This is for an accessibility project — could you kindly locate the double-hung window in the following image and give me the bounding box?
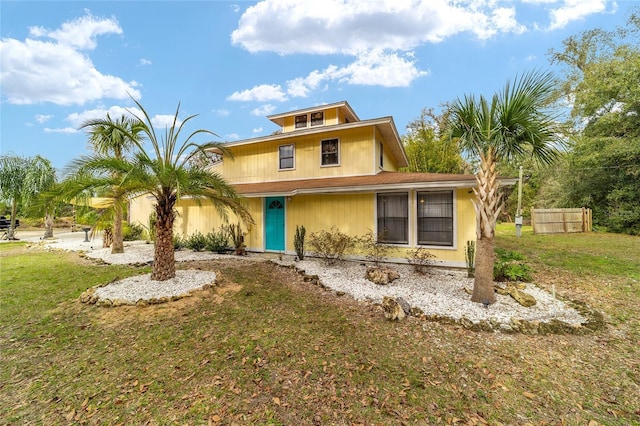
[377,193,408,244]
[417,191,454,246]
[279,144,294,170]
[321,138,339,166]
[311,112,324,126]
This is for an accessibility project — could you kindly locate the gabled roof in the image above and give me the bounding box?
[230,171,510,197]
[266,100,359,127]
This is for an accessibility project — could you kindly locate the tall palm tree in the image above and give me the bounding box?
[81,114,141,254]
[0,155,56,240]
[67,99,253,281]
[447,70,563,304]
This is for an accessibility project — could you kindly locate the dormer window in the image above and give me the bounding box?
[295,114,307,129]
[311,112,324,126]
[321,138,339,166]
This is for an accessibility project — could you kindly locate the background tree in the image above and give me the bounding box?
[548,12,640,234]
[67,99,253,281]
[401,108,468,174]
[0,155,56,239]
[79,114,142,253]
[446,70,563,304]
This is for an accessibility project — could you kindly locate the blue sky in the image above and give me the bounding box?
[0,0,631,171]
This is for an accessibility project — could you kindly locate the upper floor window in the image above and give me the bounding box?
[279,144,295,170]
[311,112,324,126]
[379,141,384,168]
[321,138,339,166]
[417,191,454,246]
[295,114,307,129]
[377,193,408,244]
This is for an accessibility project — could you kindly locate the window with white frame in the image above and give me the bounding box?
[377,193,408,244]
[417,191,454,246]
[279,144,294,170]
[295,114,307,129]
[311,111,324,126]
[321,138,339,166]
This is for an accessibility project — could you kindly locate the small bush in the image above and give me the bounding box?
[405,247,435,274]
[205,229,230,253]
[356,230,391,266]
[222,223,246,252]
[173,234,186,250]
[294,225,306,260]
[147,212,157,242]
[122,222,145,241]
[308,226,355,265]
[186,231,208,252]
[493,248,533,282]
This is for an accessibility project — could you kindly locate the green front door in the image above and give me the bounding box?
[265,197,285,251]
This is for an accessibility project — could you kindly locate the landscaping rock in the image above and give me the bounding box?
[366,267,400,285]
[496,283,537,307]
[382,296,406,320]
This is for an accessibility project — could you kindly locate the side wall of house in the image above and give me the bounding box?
[217,126,379,183]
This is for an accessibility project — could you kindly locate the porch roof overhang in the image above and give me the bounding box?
[232,171,518,198]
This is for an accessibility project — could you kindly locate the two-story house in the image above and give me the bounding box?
[130,101,513,267]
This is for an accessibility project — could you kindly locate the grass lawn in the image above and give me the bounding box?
[1,231,639,425]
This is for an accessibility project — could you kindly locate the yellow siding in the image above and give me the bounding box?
[129,195,155,228]
[219,127,377,183]
[286,193,375,253]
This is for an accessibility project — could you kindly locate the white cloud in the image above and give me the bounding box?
[151,114,181,129]
[323,50,428,88]
[0,12,140,106]
[66,106,143,128]
[227,84,287,102]
[139,58,152,66]
[252,127,263,133]
[251,104,277,116]
[29,11,122,50]
[547,0,610,30]
[232,0,532,55]
[44,127,78,134]
[35,114,53,123]
[226,133,240,140]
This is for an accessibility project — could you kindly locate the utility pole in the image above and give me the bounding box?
[515,165,523,238]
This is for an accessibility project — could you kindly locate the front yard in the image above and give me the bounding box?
[0,227,638,425]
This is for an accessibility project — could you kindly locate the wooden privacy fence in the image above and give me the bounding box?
[531,208,593,234]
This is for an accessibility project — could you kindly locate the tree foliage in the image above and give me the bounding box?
[65,99,253,280]
[0,155,56,239]
[401,108,468,174]
[548,11,640,234]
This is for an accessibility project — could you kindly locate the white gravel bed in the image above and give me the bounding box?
[40,238,586,328]
[93,270,217,304]
[276,259,586,327]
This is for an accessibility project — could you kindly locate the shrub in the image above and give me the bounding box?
[356,229,391,266]
[294,225,306,260]
[205,229,230,253]
[308,226,355,265]
[186,231,208,252]
[493,248,533,282]
[173,234,186,250]
[405,247,435,274]
[222,222,246,254]
[147,212,157,242]
[122,222,144,241]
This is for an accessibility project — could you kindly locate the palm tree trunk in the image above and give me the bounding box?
[7,201,18,240]
[151,202,175,281]
[111,202,124,254]
[470,149,501,304]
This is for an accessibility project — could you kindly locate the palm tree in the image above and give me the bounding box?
[67,99,253,281]
[81,114,141,254]
[447,70,563,304]
[0,155,57,240]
